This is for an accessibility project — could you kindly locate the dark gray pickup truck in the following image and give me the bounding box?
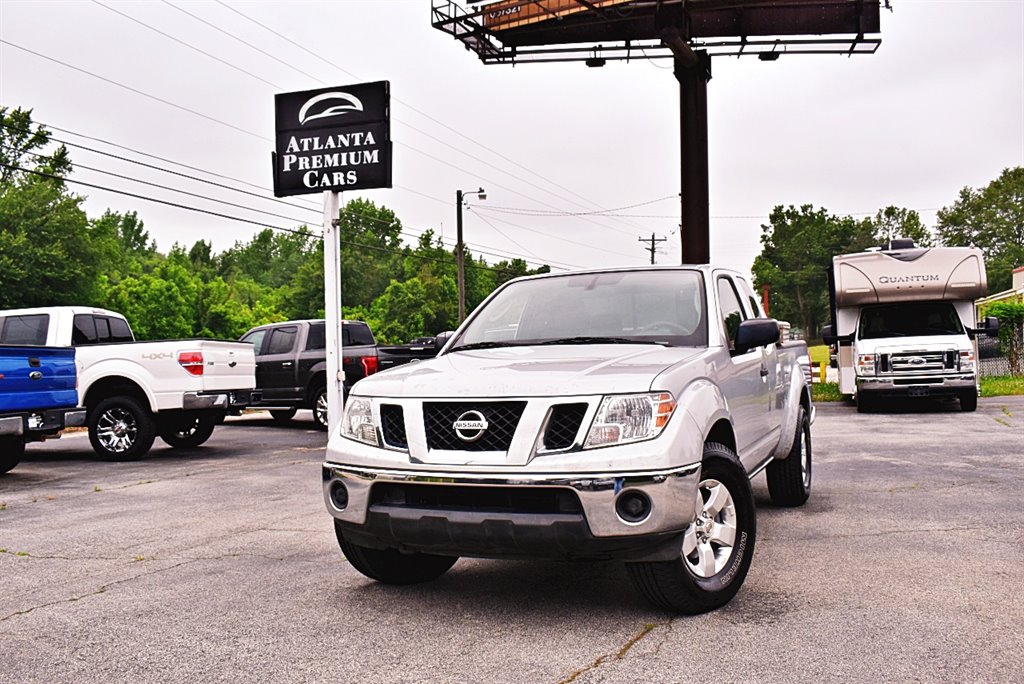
[241,320,443,430]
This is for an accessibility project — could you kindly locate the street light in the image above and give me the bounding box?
[456,187,486,323]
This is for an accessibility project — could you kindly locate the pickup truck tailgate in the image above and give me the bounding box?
[0,346,79,411]
[195,341,256,392]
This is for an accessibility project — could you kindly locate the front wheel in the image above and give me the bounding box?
[0,435,25,474]
[312,386,328,431]
[334,521,458,584]
[158,413,218,449]
[766,405,812,507]
[960,391,978,412]
[88,396,157,461]
[627,443,756,614]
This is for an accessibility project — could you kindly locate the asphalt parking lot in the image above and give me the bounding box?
[2,398,1022,683]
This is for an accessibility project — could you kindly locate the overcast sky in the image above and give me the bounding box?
[1,0,1022,277]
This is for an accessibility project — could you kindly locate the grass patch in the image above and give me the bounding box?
[812,382,844,402]
[980,376,1024,397]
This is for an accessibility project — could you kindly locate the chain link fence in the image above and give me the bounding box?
[978,324,1024,377]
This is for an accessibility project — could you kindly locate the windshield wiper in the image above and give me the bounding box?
[448,341,525,352]
[538,336,666,346]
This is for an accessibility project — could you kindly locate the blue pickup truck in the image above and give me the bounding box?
[0,345,86,474]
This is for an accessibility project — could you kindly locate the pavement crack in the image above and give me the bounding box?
[557,622,659,684]
[0,558,199,623]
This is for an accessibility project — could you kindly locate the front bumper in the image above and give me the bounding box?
[857,374,977,398]
[323,462,701,561]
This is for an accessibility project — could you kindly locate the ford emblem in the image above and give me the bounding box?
[909,357,926,365]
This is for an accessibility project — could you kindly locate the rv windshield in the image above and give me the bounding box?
[450,270,708,350]
[858,302,964,340]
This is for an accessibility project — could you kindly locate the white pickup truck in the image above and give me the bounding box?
[0,306,258,460]
[323,266,814,614]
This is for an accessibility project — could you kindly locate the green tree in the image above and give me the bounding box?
[337,198,404,309]
[936,167,1024,293]
[752,205,876,338]
[103,273,192,340]
[368,278,433,344]
[868,206,933,247]
[0,107,105,308]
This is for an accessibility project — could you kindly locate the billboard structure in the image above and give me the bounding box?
[432,1,884,264]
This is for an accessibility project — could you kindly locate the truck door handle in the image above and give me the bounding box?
[760,366,769,378]
[281,362,293,367]
[29,371,43,380]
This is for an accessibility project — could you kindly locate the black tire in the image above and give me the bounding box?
[960,391,978,412]
[312,385,328,431]
[0,435,25,475]
[856,393,873,413]
[88,395,157,461]
[334,521,458,584]
[766,405,812,507]
[158,413,218,449]
[270,409,297,424]
[627,443,756,614]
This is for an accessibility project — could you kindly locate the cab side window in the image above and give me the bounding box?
[265,327,298,355]
[72,315,99,345]
[717,277,748,354]
[241,329,267,355]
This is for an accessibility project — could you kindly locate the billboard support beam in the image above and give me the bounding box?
[675,50,711,265]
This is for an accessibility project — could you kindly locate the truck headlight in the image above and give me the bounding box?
[959,350,975,372]
[341,397,379,446]
[584,392,676,449]
[857,354,876,376]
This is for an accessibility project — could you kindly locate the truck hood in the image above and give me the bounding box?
[352,344,706,398]
[856,334,971,354]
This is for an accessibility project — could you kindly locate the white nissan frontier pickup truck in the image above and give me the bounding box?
[323,266,814,613]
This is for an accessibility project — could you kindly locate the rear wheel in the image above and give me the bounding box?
[312,386,328,431]
[270,409,297,424]
[158,413,218,449]
[88,396,156,461]
[0,435,25,474]
[334,521,458,584]
[767,405,812,507]
[960,391,978,412]
[627,443,756,614]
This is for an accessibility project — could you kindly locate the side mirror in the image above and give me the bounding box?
[434,330,455,351]
[983,316,1000,337]
[821,325,837,346]
[735,318,781,354]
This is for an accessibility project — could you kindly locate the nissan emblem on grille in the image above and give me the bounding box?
[453,410,488,442]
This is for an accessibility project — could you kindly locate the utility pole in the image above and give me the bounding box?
[638,233,667,265]
[455,187,486,323]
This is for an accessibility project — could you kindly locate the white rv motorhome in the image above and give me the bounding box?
[822,242,999,412]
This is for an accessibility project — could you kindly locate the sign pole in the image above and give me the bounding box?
[323,190,344,433]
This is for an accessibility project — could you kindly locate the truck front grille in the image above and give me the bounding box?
[542,403,588,451]
[881,350,956,374]
[423,401,526,452]
[379,404,407,449]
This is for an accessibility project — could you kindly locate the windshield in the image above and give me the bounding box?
[858,302,965,339]
[450,270,708,350]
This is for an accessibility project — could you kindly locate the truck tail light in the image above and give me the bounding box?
[361,356,379,376]
[178,351,204,376]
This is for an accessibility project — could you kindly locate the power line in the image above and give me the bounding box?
[212,0,651,235]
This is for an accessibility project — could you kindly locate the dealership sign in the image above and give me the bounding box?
[272,81,392,197]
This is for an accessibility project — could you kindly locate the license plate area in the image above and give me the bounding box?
[908,387,930,397]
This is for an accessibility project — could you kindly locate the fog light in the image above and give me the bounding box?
[615,490,652,523]
[329,481,349,510]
